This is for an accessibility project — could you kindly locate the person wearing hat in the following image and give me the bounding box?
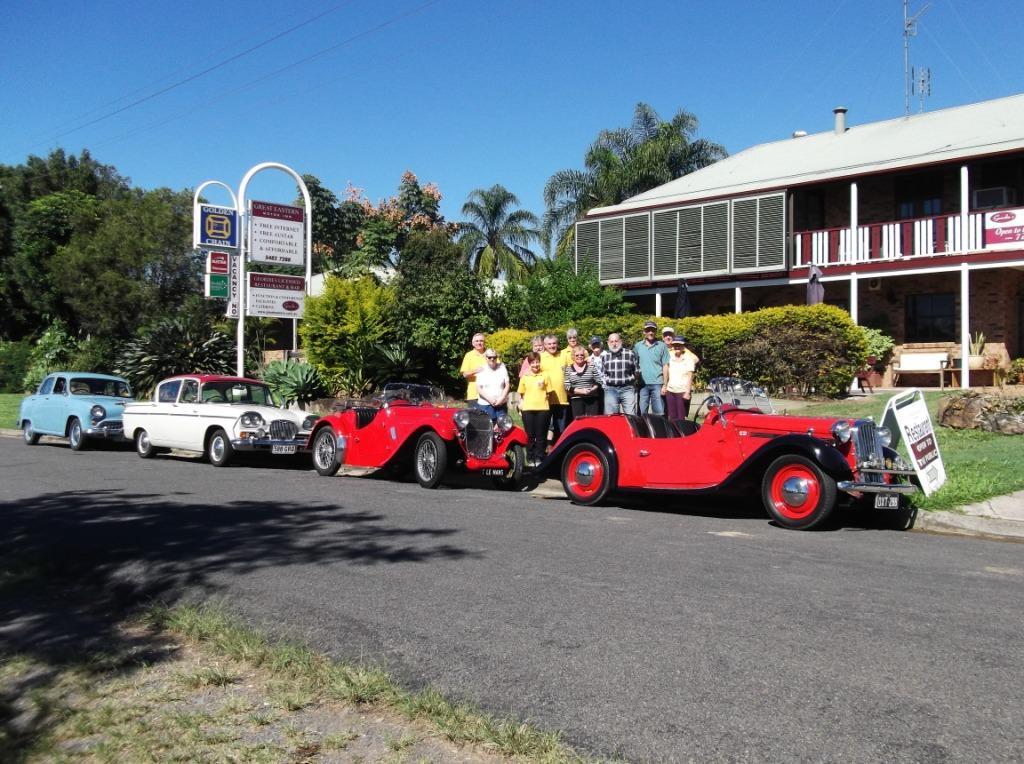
[662,336,700,419]
[661,326,675,343]
[634,320,669,415]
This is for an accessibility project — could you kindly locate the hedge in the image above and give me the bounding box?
[487,305,865,397]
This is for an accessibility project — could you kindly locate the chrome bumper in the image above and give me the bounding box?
[837,481,918,495]
[85,422,124,440]
[231,436,311,452]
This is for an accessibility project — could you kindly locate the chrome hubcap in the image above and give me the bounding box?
[315,433,335,469]
[139,432,149,452]
[418,442,437,477]
[70,424,80,445]
[781,476,809,506]
[212,437,225,461]
[574,461,595,487]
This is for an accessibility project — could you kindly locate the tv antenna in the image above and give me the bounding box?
[903,0,931,116]
[912,66,932,112]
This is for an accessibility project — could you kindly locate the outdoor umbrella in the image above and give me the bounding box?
[806,265,824,305]
[673,278,691,319]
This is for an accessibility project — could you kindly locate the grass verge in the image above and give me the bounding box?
[0,394,21,429]
[795,390,1024,512]
[1,599,585,763]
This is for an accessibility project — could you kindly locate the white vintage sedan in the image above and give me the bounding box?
[122,375,318,467]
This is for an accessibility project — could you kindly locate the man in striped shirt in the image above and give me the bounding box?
[600,332,638,415]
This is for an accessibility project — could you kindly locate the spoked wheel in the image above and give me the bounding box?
[68,417,87,451]
[135,429,156,459]
[413,431,447,489]
[492,443,526,490]
[23,422,39,446]
[561,443,613,506]
[207,428,234,468]
[761,454,838,530]
[312,427,342,477]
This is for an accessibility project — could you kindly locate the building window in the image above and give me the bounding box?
[906,293,955,342]
[895,172,943,220]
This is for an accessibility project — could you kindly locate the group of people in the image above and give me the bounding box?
[459,322,700,465]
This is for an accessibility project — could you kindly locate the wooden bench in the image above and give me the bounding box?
[892,350,951,388]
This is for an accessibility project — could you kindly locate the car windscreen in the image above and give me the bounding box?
[70,378,132,397]
[201,382,278,406]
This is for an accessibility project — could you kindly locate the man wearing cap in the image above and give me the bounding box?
[634,320,669,415]
[601,332,638,414]
[459,332,488,407]
[662,336,700,419]
[476,348,510,420]
[661,326,675,343]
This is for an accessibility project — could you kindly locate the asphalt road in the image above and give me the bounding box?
[2,436,1022,762]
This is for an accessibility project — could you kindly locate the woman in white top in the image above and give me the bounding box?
[661,336,700,419]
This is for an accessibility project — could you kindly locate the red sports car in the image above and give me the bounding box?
[308,383,528,489]
[537,378,920,530]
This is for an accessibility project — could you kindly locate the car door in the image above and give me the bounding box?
[23,376,55,433]
[146,379,183,446]
[38,375,69,434]
[175,378,206,449]
[639,417,742,489]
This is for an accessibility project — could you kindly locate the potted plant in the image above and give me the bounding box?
[968,332,986,371]
[860,327,894,387]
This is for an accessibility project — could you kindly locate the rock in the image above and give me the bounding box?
[939,391,1024,435]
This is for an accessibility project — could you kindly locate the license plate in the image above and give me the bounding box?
[272,445,297,455]
[874,493,900,509]
[481,468,506,477]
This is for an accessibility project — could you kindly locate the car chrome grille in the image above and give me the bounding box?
[465,410,494,459]
[270,419,298,440]
[854,420,885,485]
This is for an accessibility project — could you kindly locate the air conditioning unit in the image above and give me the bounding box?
[867,278,882,291]
[972,186,1017,210]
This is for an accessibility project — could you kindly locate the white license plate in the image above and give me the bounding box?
[272,445,297,455]
[874,493,900,509]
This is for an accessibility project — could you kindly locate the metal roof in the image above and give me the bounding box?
[588,93,1024,217]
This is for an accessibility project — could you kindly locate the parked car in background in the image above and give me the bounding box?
[18,372,133,450]
[121,375,317,467]
[309,382,528,489]
[538,377,920,530]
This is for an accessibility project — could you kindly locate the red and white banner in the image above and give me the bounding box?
[246,272,305,319]
[983,207,1024,249]
[249,200,305,265]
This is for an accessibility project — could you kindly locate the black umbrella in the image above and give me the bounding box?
[806,265,824,305]
[673,278,691,319]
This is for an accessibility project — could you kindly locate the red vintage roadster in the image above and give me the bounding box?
[308,383,528,489]
[538,378,920,530]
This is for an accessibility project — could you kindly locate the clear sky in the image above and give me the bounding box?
[2,0,1021,228]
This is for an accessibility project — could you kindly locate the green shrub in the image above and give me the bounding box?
[261,360,327,409]
[68,336,119,375]
[487,329,535,384]
[115,318,234,395]
[860,326,895,365]
[1009,358,1024,385]
[0,339,33,393]
[21,320,76,392]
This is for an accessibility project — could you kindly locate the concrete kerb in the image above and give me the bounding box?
[2,427,1022,541]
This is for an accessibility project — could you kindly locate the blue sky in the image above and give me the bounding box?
[2,0,1021,227]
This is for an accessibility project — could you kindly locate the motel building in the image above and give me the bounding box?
[575,93,1024,388]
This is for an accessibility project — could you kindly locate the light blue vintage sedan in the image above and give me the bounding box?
[18,372,133,450]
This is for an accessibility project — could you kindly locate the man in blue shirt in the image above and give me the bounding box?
[634,320,669,415]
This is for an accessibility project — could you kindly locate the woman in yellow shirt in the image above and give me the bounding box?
[517,352,551,465]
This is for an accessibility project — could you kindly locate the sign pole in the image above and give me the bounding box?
[236,162,313,377]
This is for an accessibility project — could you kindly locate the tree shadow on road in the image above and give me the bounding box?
[0,488,479,758]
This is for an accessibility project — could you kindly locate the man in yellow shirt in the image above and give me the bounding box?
[459,332,488,406]
[541,333,570,442]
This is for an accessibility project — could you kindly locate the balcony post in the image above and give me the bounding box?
[960,263,970,388]
[655,291,662,317]
[849,272,859,325]
[734,286,742,314]
[959,165,969,252]
[849,181,859,261]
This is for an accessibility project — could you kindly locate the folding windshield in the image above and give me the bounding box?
[70,377,132,397]
[200,381,278,406]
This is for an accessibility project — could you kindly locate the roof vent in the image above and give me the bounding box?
[833,106,848,134]
[792,130,808,138]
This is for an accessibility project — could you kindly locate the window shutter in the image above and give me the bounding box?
[599,217,624,281]
[624,214,650,279]
[576,221,599,274]
[731,198,758,270]
[757,194,785,268]
[652,210,677,277]
[703,202,729,273]
[677,206,702,274]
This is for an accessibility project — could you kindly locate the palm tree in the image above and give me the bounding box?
[458,184,540,282]
[543,103,727,258]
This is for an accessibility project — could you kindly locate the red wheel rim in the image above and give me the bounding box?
[769,464,821,520]
[566,450,604,500]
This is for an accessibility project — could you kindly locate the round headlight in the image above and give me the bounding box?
[831,421,852,443]
[302,415,318,431]
[90,405,106,422]
[240,411,265,428]
[876,426,892,447]
[495,414,515,433]
[453,410,471,430]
